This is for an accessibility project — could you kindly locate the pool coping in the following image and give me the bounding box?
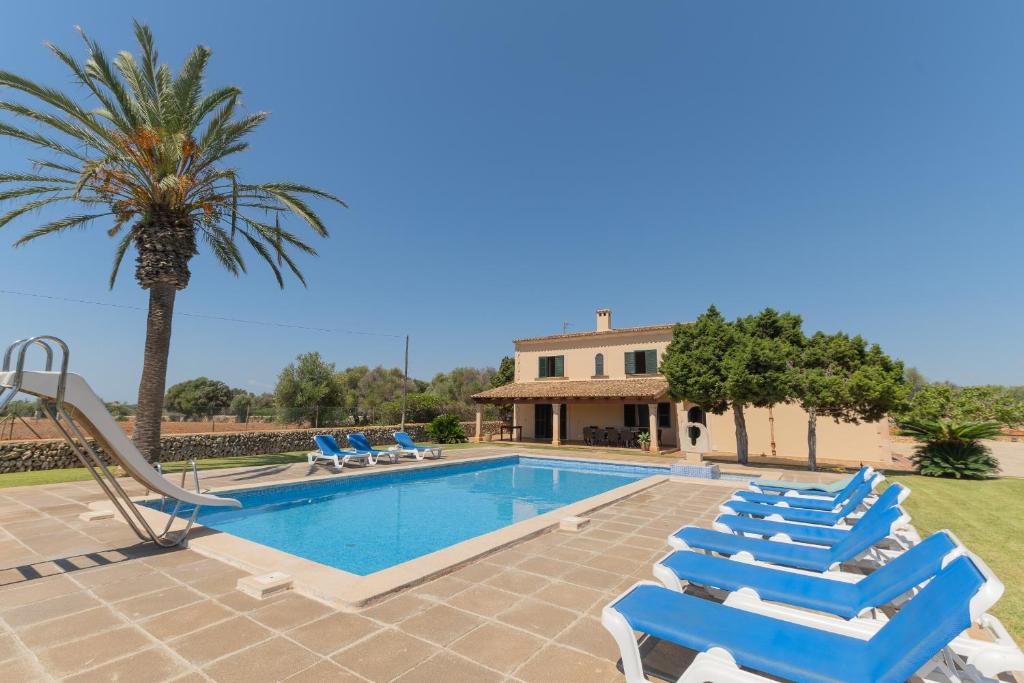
[89,453,743,609]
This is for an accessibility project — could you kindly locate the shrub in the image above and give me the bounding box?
[898,419,1002,479]
[426,414,466,444]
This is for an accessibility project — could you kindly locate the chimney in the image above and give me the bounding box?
[596,308,612,332]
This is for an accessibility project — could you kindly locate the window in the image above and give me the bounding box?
[624,403,671,428]
[594,353,604,376]
[657,402,671,428]
[625,349,658,375]
[538,355,564,378]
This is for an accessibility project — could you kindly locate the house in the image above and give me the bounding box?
[471,309,891,466]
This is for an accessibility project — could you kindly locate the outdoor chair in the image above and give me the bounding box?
[392,431,441,460]
[346,433,398,464]
[309,434,371,469]
[749,466,872,496]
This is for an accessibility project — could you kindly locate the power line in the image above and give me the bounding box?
[0,288,405,339]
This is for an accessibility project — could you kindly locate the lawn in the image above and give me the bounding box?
[888,473,1024,645]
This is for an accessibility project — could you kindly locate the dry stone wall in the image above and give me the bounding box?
[0,421,503,474]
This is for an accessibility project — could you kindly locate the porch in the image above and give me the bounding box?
[471,377,704,453]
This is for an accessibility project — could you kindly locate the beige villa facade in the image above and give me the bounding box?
[472,309,891,467]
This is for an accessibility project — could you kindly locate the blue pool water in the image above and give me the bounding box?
[160,456,666,575]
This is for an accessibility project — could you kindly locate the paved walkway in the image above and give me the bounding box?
[0,447,833,682]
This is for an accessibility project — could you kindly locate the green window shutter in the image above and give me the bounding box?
[554,356,564,377]
[538,357,547,378]
[645,350,657,374]
[624,351,636,375]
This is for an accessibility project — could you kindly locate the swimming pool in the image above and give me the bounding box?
[156,456,668,575]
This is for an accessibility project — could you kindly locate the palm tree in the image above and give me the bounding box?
[898,419,1003,479]
[0,23,345,462]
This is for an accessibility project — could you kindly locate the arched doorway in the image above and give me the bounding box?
[686,406,706,446]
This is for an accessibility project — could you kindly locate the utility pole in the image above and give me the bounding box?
[562,321,572,334]
[400,335,410,430]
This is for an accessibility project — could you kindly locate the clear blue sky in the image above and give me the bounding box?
[2,1,1022,402]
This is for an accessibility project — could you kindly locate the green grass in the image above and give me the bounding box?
[888,473,1024,644]
[0,451,312,489]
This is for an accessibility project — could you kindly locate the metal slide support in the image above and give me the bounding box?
[0,337,201,547]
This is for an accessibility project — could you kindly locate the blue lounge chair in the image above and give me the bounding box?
[720,480,879,526]
[308,434,371,469]
[603,552,991,683]
[749,465,871,495]
[713,484,910,546]
[347,433,398,464]
[392,431,441,460]
[654,530,958,619]
[668,505,907,572]
[733,469,882,510]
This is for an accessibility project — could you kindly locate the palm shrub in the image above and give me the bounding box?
[426,414,466,444]
[0,24,344,462]
[898,419,1002,479]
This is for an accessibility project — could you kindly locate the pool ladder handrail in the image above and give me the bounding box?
[0,336,203,547]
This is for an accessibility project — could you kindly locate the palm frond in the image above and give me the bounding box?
[13,212,112,245]
[107,224,137,288]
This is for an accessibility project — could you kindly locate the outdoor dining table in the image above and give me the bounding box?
[499,424,522,441]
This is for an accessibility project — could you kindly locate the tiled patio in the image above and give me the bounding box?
[0,446,817,682]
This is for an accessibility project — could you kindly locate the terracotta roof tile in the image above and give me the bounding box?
[513,323,682,344]
[472,377,669,403]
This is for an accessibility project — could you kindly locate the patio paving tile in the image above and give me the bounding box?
[513,643,621,683]
[393,651,505,683]
[400,604,484,645]
[332,629,439,681]
[17,605,122,648]
[92,568,177,601]
[281,660,364,682]
[556,616,620,660]
[447,583,523,616]
[516,554,577,578]
[1,655,48,681]
[497,597,579,638]
[204,636,320,683]
[140,599,235,640]
[484,568,552,595]
[449,622,546,674]
[0,574,78,608]
[168,615,273,665]
[35,625,151,677]
[533,580,606,611]
[249,594,333,631]
[2,589,100,628]
[286,612,381,656]
[561,565,622,592]
[0,632,19,662]
[361,593,433,624]
[114,584,205,620]
[63,647,190,683]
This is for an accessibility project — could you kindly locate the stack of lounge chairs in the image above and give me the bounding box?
[602,466,1024,683]
[307,432,442,469]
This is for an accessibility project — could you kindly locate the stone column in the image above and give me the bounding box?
[512,404,520,441]
[648,403,660,452]
[552,403,561,446]
[474,404,483,443]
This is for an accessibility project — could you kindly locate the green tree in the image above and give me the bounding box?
[275,352,342,426]
[904,367,928,398]
[792,332,906,470]
[164,377,234,419]
[490,356,515,423]
[723,309,803,464]
[662,304,736,447]
[429,367,496,419]
[0,24,345,461]
[898,384,1024,427]
[379,393,443,425]
[357,366,406,423]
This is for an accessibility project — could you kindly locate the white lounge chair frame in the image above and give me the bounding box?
[652,533,1024,677]
[0,336,240,547]
[306,447,373,469]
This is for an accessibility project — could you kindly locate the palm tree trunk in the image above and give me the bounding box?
[133,283,176,463]
[807,407,817,472]
[732,403,749,465]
